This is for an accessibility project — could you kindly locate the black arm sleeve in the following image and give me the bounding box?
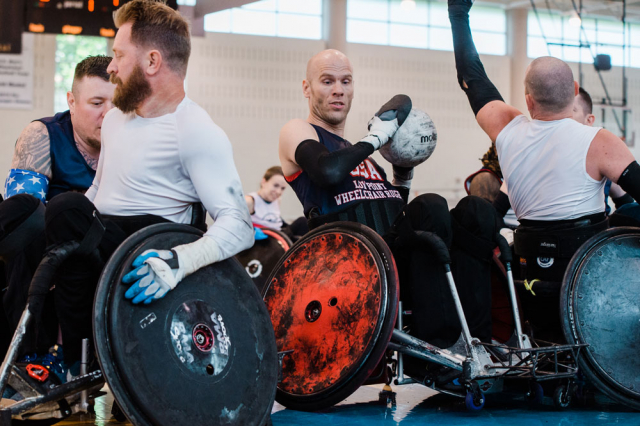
[492,190,511,218]
[612,193,634,208]
[294,139,374,188]
[616,161,640,204]
[448,0,504,115]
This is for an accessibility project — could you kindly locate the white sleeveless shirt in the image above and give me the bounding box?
[249,192,283,229]
[496,115,605,221]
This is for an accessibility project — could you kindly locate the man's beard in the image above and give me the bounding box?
[85,137,101,150]
[110,64,152,113]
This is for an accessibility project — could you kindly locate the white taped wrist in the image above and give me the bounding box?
[360,134,384,151]
[172,236,222,277]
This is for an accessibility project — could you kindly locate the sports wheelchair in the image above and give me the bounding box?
[262,221,640,412]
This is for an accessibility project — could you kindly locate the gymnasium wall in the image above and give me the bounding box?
[0,34,56,185]
[0,31,637,222]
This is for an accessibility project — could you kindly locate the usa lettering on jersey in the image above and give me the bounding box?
[350,159,383,181]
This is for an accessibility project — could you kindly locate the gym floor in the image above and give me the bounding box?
[56,383,639,426]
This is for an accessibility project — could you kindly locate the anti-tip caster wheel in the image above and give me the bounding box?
[553,384,573,409]
[465,390,485,411]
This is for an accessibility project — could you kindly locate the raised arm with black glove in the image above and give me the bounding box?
[295,95,412,188]
[448,0,504,115]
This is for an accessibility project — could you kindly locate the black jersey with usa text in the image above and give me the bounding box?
[287,124,405,225]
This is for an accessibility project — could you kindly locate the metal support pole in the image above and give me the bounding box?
[444,267,475,353]
[504,264,525,348]
[390,330,464,372]
[0,308,32,397]
[396,301,405,383]
[80,339,89,411]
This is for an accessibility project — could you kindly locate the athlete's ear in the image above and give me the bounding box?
[586,114,596,126]
[146,49,162,76]
[525,93,534,112]
[574,81,579,96]
[67,91,75,114]
[260,177,267,188]
[302,79,311,99]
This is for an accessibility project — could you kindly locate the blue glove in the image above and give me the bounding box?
[122,249,185,305]
[254,227,268,241]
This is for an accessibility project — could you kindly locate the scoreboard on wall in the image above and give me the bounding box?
[25,0,178,37]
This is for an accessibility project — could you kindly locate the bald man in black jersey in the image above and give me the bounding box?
[279,49,502,355]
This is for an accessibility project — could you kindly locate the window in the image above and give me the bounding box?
[204,0,323,40]
[527,11,640,69]
[54,35,108,113]
[346,0,506,55]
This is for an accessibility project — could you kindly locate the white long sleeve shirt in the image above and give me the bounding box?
[86,96,253,260]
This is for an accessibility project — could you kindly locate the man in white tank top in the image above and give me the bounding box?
[449,0,638,225]
[449,0,640,341]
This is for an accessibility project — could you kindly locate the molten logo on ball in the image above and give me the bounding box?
[380,108,437,168]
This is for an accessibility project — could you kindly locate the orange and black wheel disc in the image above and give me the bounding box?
[263,221,398,411]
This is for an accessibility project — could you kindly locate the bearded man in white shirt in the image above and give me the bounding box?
[43,0,252,370]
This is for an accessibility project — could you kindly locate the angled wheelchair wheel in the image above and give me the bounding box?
[94,224,278,426]
[561,227,640,411]
[235,227,292,295]
[263,221,399,411]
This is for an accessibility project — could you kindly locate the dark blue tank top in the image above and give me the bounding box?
[288,125,404,233]
[36,111,96,201]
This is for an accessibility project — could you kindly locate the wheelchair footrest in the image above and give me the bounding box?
[478,342,588,381]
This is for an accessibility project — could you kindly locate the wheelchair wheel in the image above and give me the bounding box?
[561,227,640,411]
[235,227,292,294]
[263,221,399,411]
[94,224,278,426]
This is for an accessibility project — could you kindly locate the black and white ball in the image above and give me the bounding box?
[380,108,437,168]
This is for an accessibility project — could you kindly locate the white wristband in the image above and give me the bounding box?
[172,235,222,277]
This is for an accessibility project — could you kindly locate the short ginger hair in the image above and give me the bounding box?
[114,0,191,77]
[72,55,112,93]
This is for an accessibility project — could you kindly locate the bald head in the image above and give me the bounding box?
[306,49,352,81]
[525,57,575,114]
[303,49,355,131]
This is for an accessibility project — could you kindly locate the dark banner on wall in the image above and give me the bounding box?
[25,0,178,38]
[0,0,25,54]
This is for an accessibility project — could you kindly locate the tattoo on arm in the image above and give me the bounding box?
[10,121,52,178]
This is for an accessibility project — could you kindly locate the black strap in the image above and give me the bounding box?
[75,210,106,257]
[514,218,609,258]
[190,202,207,231]
[165,249,180,270]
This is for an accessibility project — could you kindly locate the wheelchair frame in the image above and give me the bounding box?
[388,243,586,409]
